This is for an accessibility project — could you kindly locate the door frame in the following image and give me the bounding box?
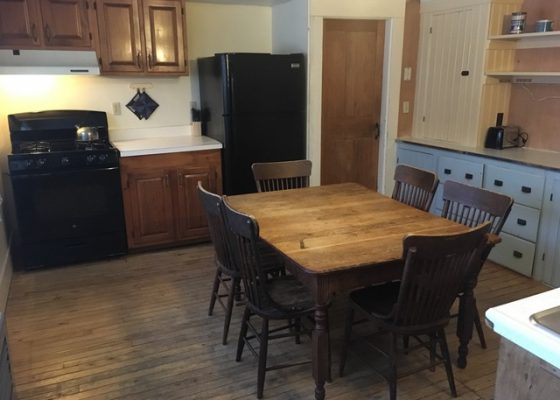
[307,15,404,195]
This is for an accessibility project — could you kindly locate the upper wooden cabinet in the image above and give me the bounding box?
[0,0,93,49]
[96,0,188,75]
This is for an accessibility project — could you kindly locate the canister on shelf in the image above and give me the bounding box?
[535,19,553,32]
[509,11,527,34]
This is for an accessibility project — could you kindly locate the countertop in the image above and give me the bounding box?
[397,136,560,172]
[486,288,560,368]
[113,135,222,157]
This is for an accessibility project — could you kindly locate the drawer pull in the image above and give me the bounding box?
[513,250,523,259]
[517,218,527,226]
[521,186,532,194]
[494,179,503,187]
[465,173,473,180]
[444,168,452,175]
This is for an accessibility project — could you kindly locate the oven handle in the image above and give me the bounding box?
[10,166,120,180]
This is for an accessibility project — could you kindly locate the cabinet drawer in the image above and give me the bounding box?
[488,232,535,277]
[483,165,545,208]
[502,204,540,242]
[437,156,483,186]
[397,148,436,171]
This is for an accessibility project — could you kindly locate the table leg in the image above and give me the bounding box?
[457,282,475,369]
[312,302,329,400]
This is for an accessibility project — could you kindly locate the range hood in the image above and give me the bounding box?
[0,49,100,75]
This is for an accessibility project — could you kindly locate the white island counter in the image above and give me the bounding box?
[486,288,560,399]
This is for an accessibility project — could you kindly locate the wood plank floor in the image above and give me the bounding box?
[5,244,549,399]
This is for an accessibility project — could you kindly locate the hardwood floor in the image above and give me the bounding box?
[6,244,549,399]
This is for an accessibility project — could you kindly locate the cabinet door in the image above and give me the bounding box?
[39,0,91,48]
[96,0,144,73]
[0,0,42,48]
[125,169,175,248]
[142,0,187,74]
[176,166,217,240]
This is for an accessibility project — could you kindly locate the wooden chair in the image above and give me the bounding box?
[222,198,317,399]
[252,160,312,192]
[392,164,439,211]
[197,183,283,345]
[441,180,513,367]
[339,222,491,400]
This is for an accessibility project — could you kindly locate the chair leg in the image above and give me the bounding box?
[294,318,301,344]
[208,269,221,316]
[388,332,398,400]
[473,302,487,349]
[236,307,250,362]
[257,317,270,399]
[429,334,437,372]
[403,335,410,354]
[222,277,239,345]
[339,306,354,377]
[438,329,457,397]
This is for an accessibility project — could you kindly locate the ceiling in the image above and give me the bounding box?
[187,0,291,6]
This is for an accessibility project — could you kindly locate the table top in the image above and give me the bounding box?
[227,183,467,275]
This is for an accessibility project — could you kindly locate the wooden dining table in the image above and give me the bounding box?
[227,183,470,400]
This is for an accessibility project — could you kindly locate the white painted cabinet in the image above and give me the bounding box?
[396,141,550,280]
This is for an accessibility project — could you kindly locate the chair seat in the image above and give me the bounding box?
[350,282,400,320]
[263,276,315,318]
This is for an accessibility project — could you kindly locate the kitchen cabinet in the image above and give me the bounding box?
[0,0,94,49]
[396,140,548,279]
[96,0,188,75]
[120,150,221,249]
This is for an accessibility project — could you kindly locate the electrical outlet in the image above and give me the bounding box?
[404,67,412,81]
[403,101,410,114]
[112,102,121,115]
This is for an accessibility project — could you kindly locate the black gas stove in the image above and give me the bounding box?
[5,110,127,270]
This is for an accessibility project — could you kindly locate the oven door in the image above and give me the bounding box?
[10,166,127,269]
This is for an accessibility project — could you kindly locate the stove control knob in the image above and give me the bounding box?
[86,154,97,163]
[25,159,34,168]
[98,153,108,162]
[37,158,47,167]
[61,157,70,166]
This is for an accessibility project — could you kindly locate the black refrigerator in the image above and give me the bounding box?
[198,53,306,195]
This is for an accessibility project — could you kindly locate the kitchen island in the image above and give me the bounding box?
[486,288,560,400]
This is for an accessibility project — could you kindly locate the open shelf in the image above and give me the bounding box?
[486,71,560,84]
[489,31,560,49]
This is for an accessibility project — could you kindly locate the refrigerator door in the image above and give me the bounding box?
[199,53,307,195]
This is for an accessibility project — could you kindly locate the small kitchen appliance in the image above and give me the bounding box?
[484,113,527,149]
[5,110,127,270]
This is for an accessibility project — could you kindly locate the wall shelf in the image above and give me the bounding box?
[486,71,560,84]
[489,31,560,49]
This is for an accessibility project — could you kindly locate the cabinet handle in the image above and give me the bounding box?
[31,23,38,42]
[137,52,142,68]
[44,24,52,42]
[513,250,523,259]
[177,171,183,187]
[148,54,153,69]
[164,174,169,187]
[465,173,473,180]
[517,218,527,226]
[444,168,451,175]
[494,179,503,187]
[521,186,532,194]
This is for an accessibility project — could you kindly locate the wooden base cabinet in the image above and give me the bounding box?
[120,150,221,249]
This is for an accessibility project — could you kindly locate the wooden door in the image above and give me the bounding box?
[0,0,42,48]
[321,19,385,190]
[142,0,187,74]
[175,166,217,241]
[125,169,176,248]
[96,0,144,73]
[39,0,91,48]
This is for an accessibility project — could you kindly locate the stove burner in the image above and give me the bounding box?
[19,141,51,153]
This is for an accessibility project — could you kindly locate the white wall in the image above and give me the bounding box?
[271,0,309,54]
[307,0,406,194]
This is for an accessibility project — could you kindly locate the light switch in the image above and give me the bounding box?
[403,67,412,81]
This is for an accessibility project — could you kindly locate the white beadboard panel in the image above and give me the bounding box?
[413,2,490,147]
